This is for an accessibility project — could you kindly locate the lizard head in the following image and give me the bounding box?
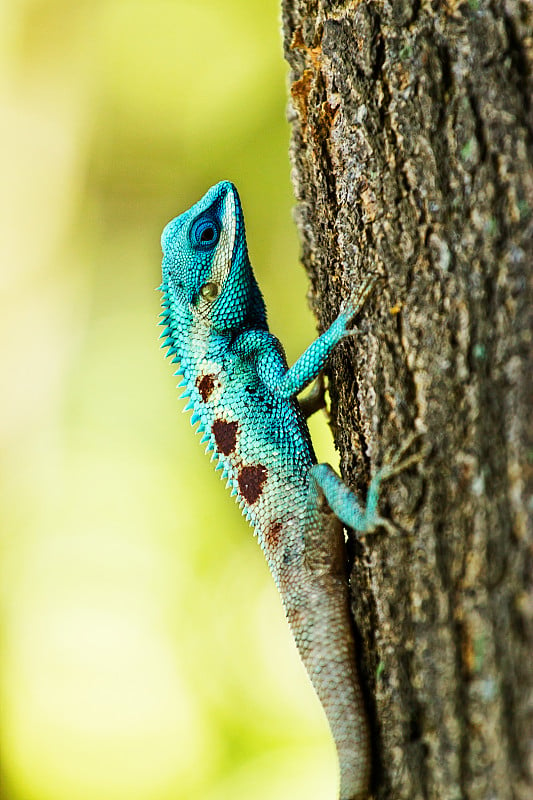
[160,181,266,333]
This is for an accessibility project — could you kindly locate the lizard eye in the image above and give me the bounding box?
[200,281,220,302]
[190,217,220,249]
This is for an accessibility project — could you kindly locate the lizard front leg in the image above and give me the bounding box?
[274,274,379,399]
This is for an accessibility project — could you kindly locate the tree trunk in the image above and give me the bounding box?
[281,2,533,798]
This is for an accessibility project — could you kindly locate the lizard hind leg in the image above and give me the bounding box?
[300,439,425,796]
[310,432,425,537]
[308,462,385,535]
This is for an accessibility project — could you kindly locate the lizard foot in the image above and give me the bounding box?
[340,272,383,334]
[364,431,428,535]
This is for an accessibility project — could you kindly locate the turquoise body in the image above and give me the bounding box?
[158,181,401,799]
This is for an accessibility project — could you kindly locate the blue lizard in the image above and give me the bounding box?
[159,180,419,800]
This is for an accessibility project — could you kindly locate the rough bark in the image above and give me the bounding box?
[281,2,533,799]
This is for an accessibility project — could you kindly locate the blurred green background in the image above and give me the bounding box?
[1,2,339,799]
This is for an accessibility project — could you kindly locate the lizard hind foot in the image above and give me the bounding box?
[362,430,428,533]
[376,430,428,481]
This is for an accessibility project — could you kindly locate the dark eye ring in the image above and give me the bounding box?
[190,217,220,249]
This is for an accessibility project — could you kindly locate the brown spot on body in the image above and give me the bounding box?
[196,373,216,402]
[238,464,268,504]
[265,520,283,548]
[212,419,238,456]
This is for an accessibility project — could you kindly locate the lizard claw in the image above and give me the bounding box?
[358,431,428,537]
[339,272,382,322]
[377,430,429,481]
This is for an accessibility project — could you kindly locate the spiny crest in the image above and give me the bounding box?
[158,182,269,532]
[159,280,182,361]
[167,369,256,529]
